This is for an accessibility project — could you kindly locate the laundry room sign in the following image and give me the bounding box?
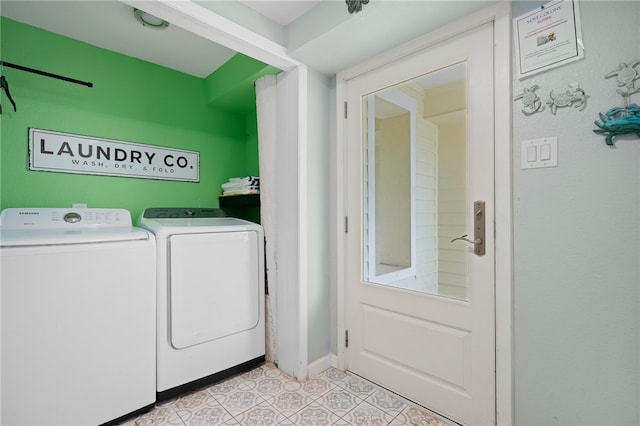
[29,128,200,182]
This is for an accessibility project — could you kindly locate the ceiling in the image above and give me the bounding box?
[1,1,495,78]
[241,1,321,26]
[0,0,321,78]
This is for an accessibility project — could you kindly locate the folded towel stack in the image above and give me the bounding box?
[221,176,260,195]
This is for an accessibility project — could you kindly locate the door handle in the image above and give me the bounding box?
[450,200,485,256]
[450,234,481,244]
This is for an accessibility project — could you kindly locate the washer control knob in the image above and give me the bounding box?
[64,212,82,223]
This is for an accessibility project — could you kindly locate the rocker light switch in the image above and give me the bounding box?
[540,144,551,161]
[521,137,558,169]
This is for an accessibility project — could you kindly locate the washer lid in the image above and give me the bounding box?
[0,227,150,247]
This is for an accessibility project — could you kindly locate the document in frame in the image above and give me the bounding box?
[514,0,584,79]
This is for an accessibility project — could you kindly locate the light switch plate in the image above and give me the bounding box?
[521,136,558,169]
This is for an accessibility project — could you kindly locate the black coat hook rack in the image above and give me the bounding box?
[0,61,93,88]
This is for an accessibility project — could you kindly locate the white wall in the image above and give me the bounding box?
[306,68,332,365]
[512,2,640,425]
[231,2,640,421]
[415,117,439,293]
[437,122,467,300]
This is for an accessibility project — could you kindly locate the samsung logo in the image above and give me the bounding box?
[18,212,40,215]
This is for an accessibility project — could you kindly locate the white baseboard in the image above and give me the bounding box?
[307,353,338,377]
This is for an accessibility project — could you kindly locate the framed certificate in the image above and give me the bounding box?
[514,0,584,79]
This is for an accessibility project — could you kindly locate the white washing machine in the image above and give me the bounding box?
[137,208,265,401]
[0,208,156,426]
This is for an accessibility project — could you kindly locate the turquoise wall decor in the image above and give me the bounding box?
[593,59,640,146]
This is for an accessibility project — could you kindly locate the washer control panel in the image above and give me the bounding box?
[0,208,133,229]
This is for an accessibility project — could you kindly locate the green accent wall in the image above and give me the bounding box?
[205,53,278,114]
[245,113,260,176]
[0,17,267,220]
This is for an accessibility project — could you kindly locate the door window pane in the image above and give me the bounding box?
[363,63,468,300]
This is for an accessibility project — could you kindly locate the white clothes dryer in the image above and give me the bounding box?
[0,208,156,426]
[137,208,265,401]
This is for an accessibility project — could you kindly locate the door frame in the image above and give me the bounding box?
[366,88,418,286]
[334,3,513,424]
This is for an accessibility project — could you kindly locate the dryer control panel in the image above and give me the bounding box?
[142,208,227,219]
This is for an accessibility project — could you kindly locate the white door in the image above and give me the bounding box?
[344,23,495,425]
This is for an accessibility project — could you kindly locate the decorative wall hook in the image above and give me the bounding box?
[593,59,640,146]
[605,60,640,97]
[346,0,369,14]
[514,84,544,116]
[0,75,17,114]
[546,82,587,114]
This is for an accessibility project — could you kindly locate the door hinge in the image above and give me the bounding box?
[344,101,348,119]
[344,216,348,233]
[345,330,349,348]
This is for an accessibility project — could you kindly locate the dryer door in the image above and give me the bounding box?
[168,231,261,349]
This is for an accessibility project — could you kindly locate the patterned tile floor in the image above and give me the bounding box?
[119,363,454,426]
